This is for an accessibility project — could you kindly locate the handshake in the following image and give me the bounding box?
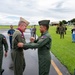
[17,37,35,47]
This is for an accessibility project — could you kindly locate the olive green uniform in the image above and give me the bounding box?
[12,30,27,75]
[59,26,65,39]
[23,31,52,75]
[0,34,8,74]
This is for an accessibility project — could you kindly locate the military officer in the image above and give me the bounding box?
[18,20,52,75]
[0,34,8,75]
[12,17,29,75]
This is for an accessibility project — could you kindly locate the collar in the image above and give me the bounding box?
[41,31,48,36]
[17,28,24,37]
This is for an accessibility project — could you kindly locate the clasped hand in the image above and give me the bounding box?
[17,37,35,47]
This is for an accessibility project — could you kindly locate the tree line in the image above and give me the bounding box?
[60,18,75,25]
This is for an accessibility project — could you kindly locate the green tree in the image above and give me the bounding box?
[62,20,67,24]
[70,18,75,23]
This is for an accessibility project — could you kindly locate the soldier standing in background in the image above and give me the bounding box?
[0,34,8,75]
[33,25,36,39]
[8,25,15,69]
[59,22,65,39]
[17,20,52,75]
[8,25,15,50]
[30,25,36,39]
[12,17,29,75]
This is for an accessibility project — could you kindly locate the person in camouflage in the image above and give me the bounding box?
[12,17,29,75]
[17,20,52,75]
[59,22,65,39]
[0,34,8,75]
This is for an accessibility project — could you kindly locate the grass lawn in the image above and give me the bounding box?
[36,25,75,75]
[0,25,18,29]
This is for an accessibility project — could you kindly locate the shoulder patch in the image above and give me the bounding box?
[41,36,47,39]
[3,35,6,39]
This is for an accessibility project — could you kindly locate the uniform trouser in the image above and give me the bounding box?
[0,50,3,74]
[9,50,14,67]
[60,32,64,38]
[9,37,12,49]
[38,55,51,75]
[13,51,25,75]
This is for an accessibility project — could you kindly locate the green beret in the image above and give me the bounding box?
[38,20,50,26]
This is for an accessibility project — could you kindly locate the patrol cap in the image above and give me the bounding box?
[20,17,30,25]
[38,20,50,26]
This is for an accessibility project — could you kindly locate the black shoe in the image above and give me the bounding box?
[1,69,4,75]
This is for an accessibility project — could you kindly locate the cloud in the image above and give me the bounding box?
[0,0,75,25]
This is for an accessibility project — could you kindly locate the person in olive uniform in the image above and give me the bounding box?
[18,20,52,75]
[0,34,8,75]
[12,17,29,75]
[8,25,15,50]
[59,22,65,39]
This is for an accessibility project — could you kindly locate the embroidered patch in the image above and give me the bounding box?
[3,36,6,40]
[41,36,47,39]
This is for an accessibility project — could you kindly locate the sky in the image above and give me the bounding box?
[0,0,75,25]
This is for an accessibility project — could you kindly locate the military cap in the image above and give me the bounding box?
[38,20,50,26]
[20,17,30,25]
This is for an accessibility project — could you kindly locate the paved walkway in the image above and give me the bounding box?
[1,29,70,75]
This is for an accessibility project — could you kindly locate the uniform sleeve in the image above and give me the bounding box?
[16,34,28,49]
[2,35,8,52]
[23,36,50,49]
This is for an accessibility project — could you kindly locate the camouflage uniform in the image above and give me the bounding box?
[0,34,8,75]
[59,26,65,39]
[12,29,26,75]
[23,31,52,75]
